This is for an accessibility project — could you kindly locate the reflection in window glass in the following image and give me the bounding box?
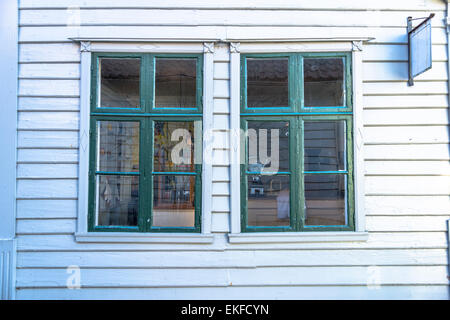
[247,58,289,108]
[97,121,140,173]
[304,174,346,226]
[247,121,289,173]
[153,175,195,227]
[304,120,346,171]
[96,175,139,226]
[304,58,344,107]
[100,58,140,108]
[155,58,197,108]
[247,175,290,227]
[154,121,195,172]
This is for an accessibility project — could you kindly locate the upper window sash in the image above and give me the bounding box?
[91,53,146,114]
[241,53,296,113]
[151,54,204,114]
[91,52,203,115]
[240,52,352,115]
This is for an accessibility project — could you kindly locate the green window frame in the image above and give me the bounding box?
[240,52,354,232]
[88,53,203,233]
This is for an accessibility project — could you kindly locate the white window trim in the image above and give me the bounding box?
[228,40,370,244]
[75,41,215,244]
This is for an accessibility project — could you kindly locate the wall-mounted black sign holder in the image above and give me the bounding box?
[407,13,434,86]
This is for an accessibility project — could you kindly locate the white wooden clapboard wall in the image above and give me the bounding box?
[15,0,450,299]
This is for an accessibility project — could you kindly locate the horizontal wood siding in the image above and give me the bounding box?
[16,0,450,299]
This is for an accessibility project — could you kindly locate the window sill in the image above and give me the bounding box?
[228,231,369,244]
[75,232,215,244]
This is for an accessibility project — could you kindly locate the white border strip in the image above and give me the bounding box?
[352,41,366,232]
[228,232,369,244]
[201,42,215,234]
[70,37,374,43]
[230,42,242,233]
[77,41,92,235]
[75,233,214,244]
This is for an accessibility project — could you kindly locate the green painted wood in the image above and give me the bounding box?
[95,171,140,176]
[91,52,146,114]
[296,117,303,231]
[91,113,203,117]
[240,112,353,116]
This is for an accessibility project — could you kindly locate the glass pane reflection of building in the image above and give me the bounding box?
[100,58,141,108]
[304,174,346,226]
[152,121,196,228]
[96,121,140,227]
[246,58,289,108]
[97,175,139,227]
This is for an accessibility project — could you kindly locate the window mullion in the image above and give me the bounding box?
[289,53,298,112]
[346,117,355,231]
[346,52,353,109]
[298,54,304,112]
[194,166,202,232]
[297,117,305,231]
[289,116,298,231]
[142,117,153,232]
[142,53,152,113]
[294,54,302,231]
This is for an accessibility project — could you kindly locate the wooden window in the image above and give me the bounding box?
[88,53,203,232]
[240,52,354,232]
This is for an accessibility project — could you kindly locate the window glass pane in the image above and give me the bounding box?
[304,58,344,107]
[247,121,289,173]
[154,121,195,172]
[100,58,140,108]
[247,175,290,227]
[96,175,139,226]
[97,121,140,173]
[153,175,195,227]
[155,58,197,108]
[304,174,346,226]
[304,120,346,171]
[247,58,289,108]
